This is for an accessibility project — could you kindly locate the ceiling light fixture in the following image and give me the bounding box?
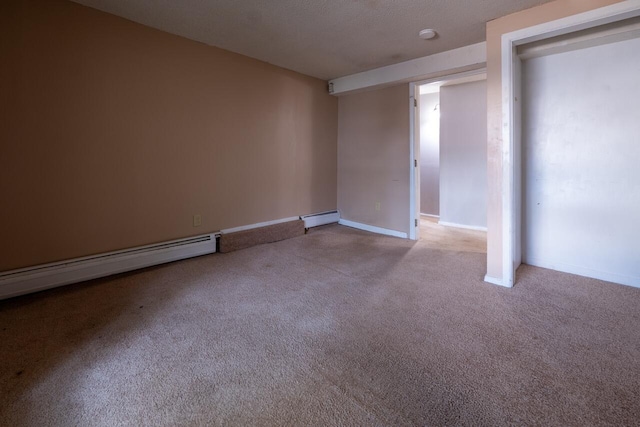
[419,29,438,40]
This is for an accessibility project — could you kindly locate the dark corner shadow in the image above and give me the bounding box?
[296,224,418,276]
[0,253,218,424]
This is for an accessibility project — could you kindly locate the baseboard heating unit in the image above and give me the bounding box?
[0,233,218,300]
[300,211,340,229]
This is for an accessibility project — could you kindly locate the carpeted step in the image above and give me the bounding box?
[219,219,305,253]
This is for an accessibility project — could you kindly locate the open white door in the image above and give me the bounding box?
[409,83,420,240]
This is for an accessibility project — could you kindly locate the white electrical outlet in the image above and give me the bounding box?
[193,214,202,227]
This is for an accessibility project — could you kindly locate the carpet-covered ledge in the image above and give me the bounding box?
[219,219,305,253]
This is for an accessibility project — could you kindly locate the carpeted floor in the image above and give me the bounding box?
[1,222,639,426]
[418,216,487,254]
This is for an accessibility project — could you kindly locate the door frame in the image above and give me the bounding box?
[500,0,640,287]
[409,69,487,240]
[409,67,487,240]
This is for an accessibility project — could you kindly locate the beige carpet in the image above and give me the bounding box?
[419,216,486,253]
[1,223,639,426]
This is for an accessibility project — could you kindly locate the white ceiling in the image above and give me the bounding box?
[71,0,554,80]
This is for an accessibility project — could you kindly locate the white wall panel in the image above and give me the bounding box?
[419,92,440,216]
[522,36,640,287]
[439,80,488,228]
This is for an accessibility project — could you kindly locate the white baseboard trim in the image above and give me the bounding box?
[300,211,340,228]
[438,221,488,232]
[484,275,511,288]
[221,216,299,234]
[420,213,440,218]
[338,219,408,239]
[524,257,640,289]
[0,234,218,300]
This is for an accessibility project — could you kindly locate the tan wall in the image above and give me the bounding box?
[337,84,410,235]
[0,0,338,271]
[485,0,623,280]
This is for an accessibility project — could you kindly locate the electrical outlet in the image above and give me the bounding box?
[193,214,202,227]
[375,202,381,211]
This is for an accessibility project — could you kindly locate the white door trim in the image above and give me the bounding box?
[500,0,640,287]
[409,83,418,240]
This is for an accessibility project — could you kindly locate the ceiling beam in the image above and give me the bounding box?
[328,42,486,95]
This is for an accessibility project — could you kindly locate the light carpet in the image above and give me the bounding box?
[1,223,639,426]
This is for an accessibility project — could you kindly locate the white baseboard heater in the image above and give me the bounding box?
[0,233,218,300]
[300,211,340,229]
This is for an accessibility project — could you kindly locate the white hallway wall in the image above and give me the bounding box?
[439,80,488,229]
[419,92,440,216]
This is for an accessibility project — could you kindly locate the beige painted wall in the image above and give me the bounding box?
[0,0,338,271]
[485,0,623,281]
[337,84,410,235]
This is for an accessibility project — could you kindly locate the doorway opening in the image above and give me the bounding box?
[409,72,488,253]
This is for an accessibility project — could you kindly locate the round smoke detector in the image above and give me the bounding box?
[419,29,438,40]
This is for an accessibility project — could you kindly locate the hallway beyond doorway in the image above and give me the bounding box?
[420,216,486,254]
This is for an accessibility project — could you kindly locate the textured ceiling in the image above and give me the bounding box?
[71,0,555,80]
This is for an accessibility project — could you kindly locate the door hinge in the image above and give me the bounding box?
[414,159,418,167]
[413,98,417,107]
[415,219,418,227]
